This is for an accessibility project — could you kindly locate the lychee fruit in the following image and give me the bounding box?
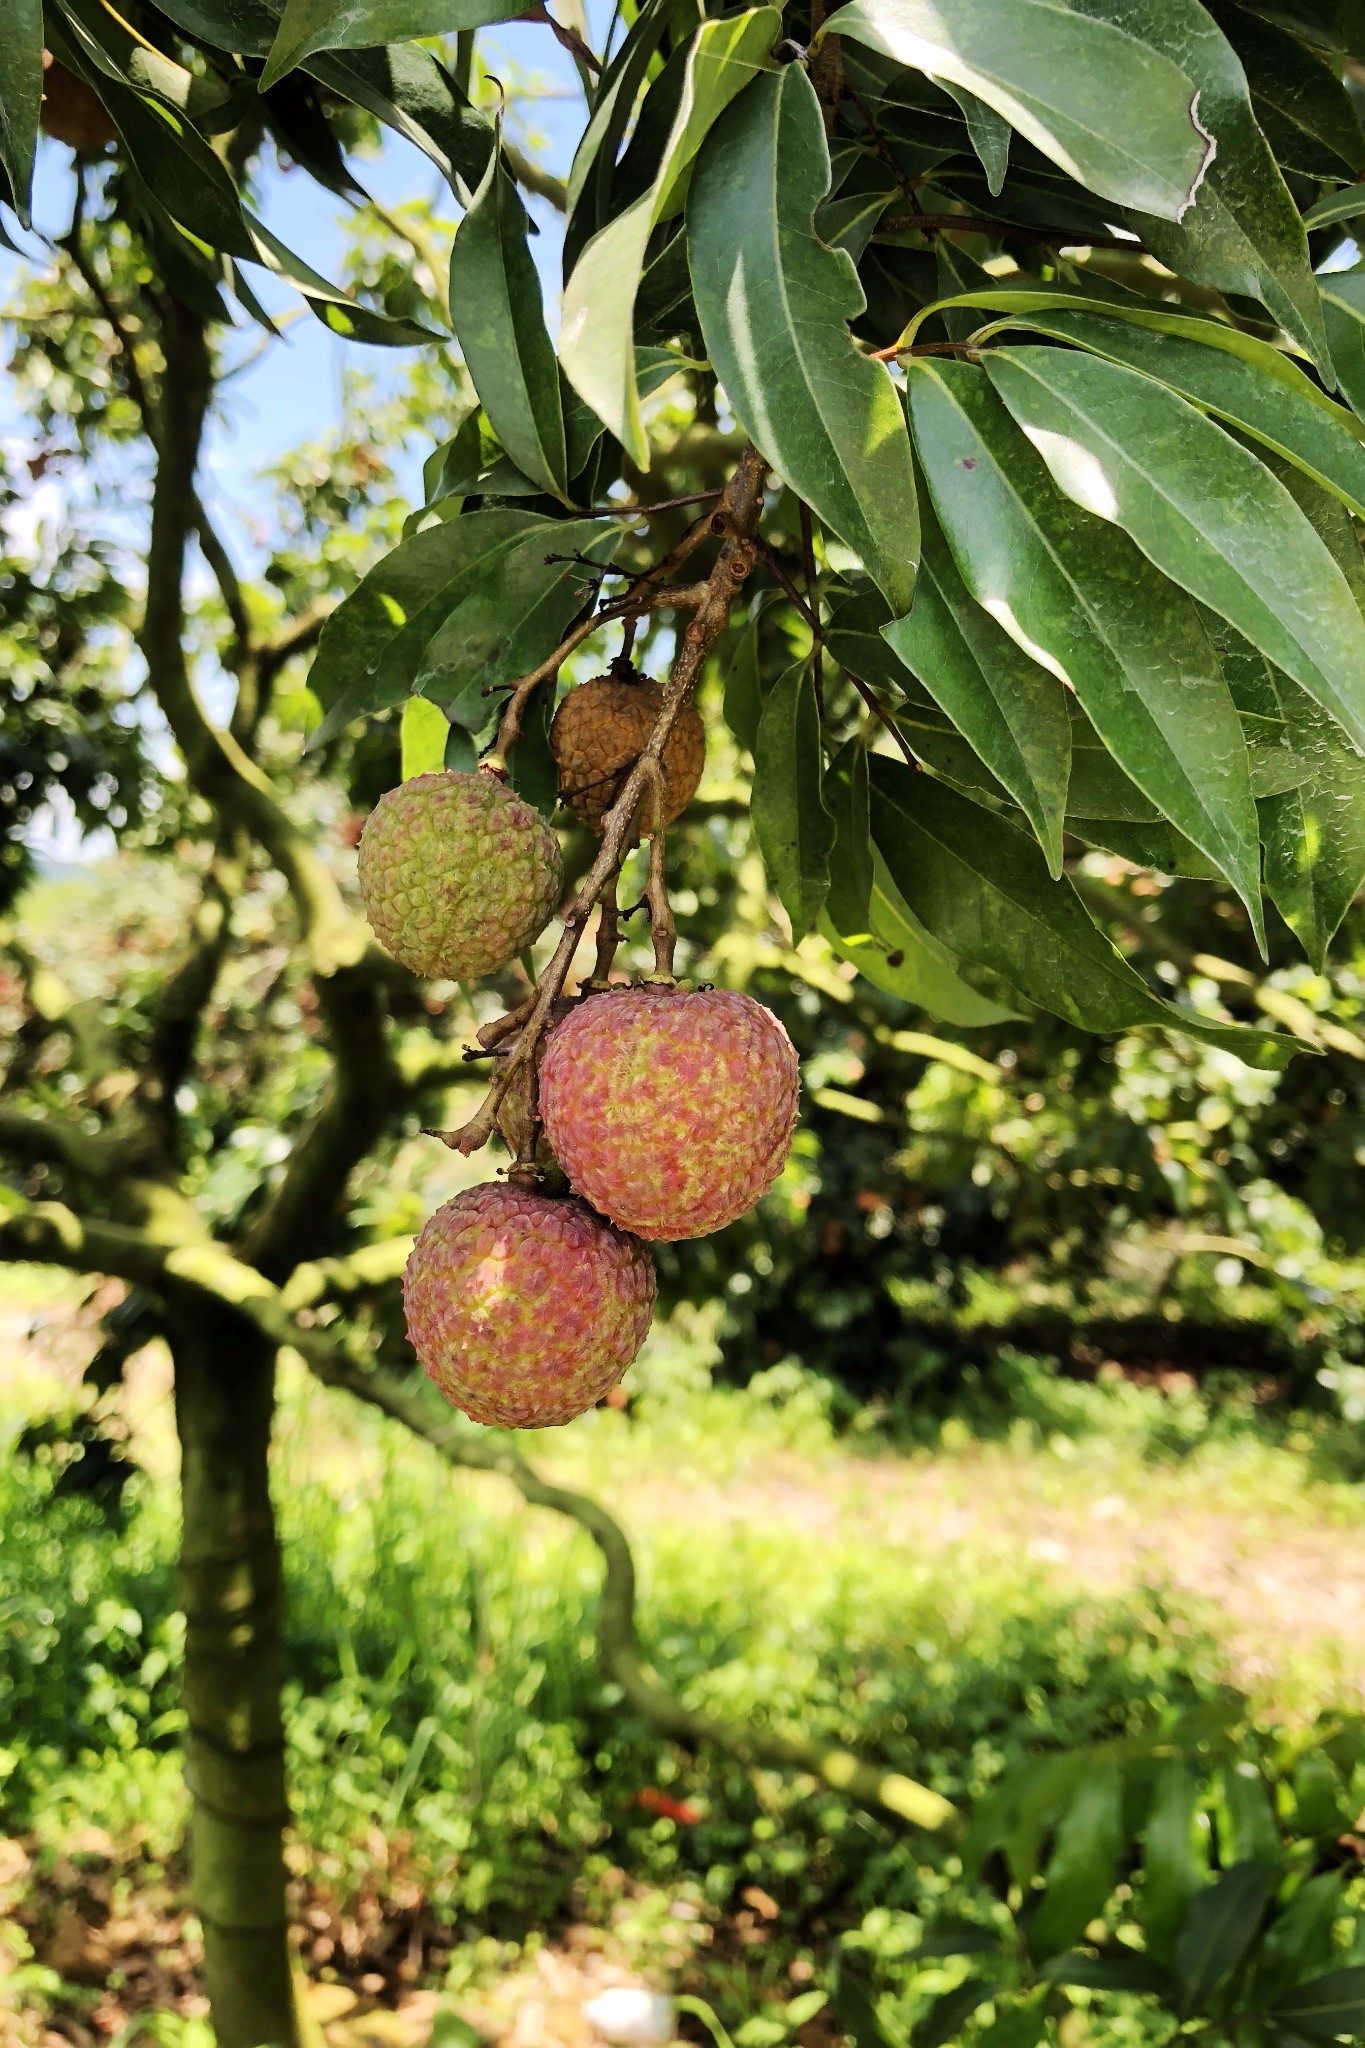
[403,1183,656,1427]
[550,665,705,833]
[358,770,563,980]
[538,985,800,1241]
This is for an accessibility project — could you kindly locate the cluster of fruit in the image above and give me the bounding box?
[358,670,800,1429]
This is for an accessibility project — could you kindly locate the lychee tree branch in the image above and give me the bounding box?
[437,444,769,1158]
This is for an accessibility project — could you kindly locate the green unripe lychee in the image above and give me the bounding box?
[403,1183,656,1427]
[358,770,563,980]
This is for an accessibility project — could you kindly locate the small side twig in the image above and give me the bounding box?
[519,3,602,74]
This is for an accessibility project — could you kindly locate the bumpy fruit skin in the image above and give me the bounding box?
[358,770,562,980]
[550,670,705,832]
[539,986,800,1241]
[403,1184,656,1428]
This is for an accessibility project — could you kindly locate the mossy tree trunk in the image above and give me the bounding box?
[173,1315,298,2048]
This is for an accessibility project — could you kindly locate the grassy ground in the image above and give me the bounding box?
[2,1270,1364,2048]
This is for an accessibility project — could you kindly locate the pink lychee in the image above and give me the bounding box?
[538,985,800,1241]
[402,1183,656,1428]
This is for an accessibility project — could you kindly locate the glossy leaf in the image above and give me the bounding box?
[986,348,1365,770]
[307,43,492,193]
[1120,6,1330,375]
[941,81,1009,195]
[400,695,449,778]
[89,77,255,259]
[561,9,780,467]
[1318,264,1365,425]
[1029,1769,1123,1960]
[819,0,1211,221]
[907,360,1264,942]
[1303,179,1365,229]
[689,65,918,614]
[244,213,439,343]
[1172,1861,1279,2014]
[1271,1967,1365,2042]
[984,345,1365,761]
[565,0,672,228]
[1042,1948,1172,1997]
[148,0,279,52]
[914,1978,993,2048]
[751,661,836,941]
[1140,1762,1206,1966]
[0,0,42,226]
[308,511,618,744]
[1253,1875,1346,2007]
[824,739,873,942]
[723,621,765,756]
[885,507,1070,874]
[450,140,568,500]
[262,0,524,92]
[868,760,1290,1066]
[973,309,1365,522]
[1216,9,1364,180]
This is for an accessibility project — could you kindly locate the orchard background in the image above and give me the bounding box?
[4,4,1365,2046]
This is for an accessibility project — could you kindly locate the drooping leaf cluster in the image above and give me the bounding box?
[8,0,1365,1067]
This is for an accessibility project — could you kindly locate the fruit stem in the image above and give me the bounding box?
[639,764,676,979]
[428,444,769,1158]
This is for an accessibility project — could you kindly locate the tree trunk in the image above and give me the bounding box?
[172,1316,299,2048]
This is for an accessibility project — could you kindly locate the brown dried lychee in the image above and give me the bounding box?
[40,54,118,153]
[550,662,705,833]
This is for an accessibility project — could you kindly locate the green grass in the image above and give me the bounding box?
[4,1303,1365,2039]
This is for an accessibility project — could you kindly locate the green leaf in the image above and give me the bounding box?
[983,346,1365,763]
[972,309,1365,522]
[243,211,439,343]
[1120,6,1330,375]
[506,683,559,818]
[87,77,255,259]
[824,739,873,941]
[913,1978,993,2048]
[262,0,523,92]
[819,0,1211,221]
[307,510,617,745]
[561,9,780,469]
[820,856,1020,1026]
[1317,265,1365,427]
[906,359,1264,942]
[450,140,567,500]
[1271,1967,1365,2041]
[941,81,1009,196]
[306,43,492,194]
[689,68,918,614]
[401,695,450,778]
[0,0,42,227]
[1139,1761,1207,1967]
[868,759,1291,1067]
[1216,9,1364,181]
[974,1999,1047,2048]
[1304,180,1365,230]
[722,620,765,755]
[565,0,672,227]
[1216,1761,1282,1870]
[1173,1862,1280,2015]
[149,0,279,55]
[751,661,836,941]
[1029,1768,1123,1961]
[1042,1948,1171,1997]
[885,506,1070,875]
[1254,1875,1347,2007]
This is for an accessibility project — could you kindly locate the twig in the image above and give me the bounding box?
[518,3,603,75]
[878,212,1139,251]
[591,890,622,985]
[433,446,769,1156]
[846,672,919,769]
[583,488,725,518]
[870,338,983,362]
